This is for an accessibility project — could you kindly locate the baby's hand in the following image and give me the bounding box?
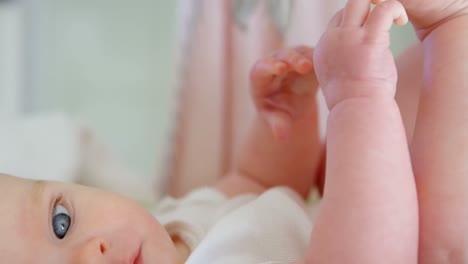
[314,0,408,109]
[250,46,318,140]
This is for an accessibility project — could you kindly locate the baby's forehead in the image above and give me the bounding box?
[0,174,34,192]
[0,175,38,236]
[0,173,29,188]
[0,173,31,182]
[0,175,34,206]
[0,175,53,211]
[0,176,47,263]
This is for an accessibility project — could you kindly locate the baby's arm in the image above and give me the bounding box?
[315,42,423,196]
[216,47,322,198]
[301,1,418,263]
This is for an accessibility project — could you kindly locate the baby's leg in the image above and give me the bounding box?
[409,11,468,264]
[301,1,418,263]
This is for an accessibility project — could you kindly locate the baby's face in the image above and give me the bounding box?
[0,174,181,264]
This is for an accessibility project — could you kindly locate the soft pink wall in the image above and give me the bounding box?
[169,0,227,196]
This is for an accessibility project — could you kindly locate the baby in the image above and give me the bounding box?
[0,0,466,263]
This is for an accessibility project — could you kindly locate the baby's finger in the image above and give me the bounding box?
[250,57,288,97]
[341,0,371,27]
[252,57,289,78]
[328,8,345,29]
[273,49,313,75]
[364,0,408,32]
[293,45,315,61]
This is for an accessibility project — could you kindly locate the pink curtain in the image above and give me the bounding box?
[168,0,341,197]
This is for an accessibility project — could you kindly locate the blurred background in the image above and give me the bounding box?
[0,0,178,202]
[0,0,417,203]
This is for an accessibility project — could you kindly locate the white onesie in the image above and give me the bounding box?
[154,187,320,264]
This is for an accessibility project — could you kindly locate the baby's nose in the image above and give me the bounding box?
[71,237,109,264]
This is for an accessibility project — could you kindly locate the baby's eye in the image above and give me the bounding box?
[52,204,71,239]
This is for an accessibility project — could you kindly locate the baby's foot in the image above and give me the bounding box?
[385,0,468,39]
[314,0,408,109]
[250,46,318,140]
